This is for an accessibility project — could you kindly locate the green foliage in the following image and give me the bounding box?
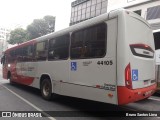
[27,15,55,39]
[8,28,28,44]
[8,15,55,44]
[43,16,55,33]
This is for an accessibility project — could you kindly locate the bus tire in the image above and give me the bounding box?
[8,73,14,85]
[41,78,52,100]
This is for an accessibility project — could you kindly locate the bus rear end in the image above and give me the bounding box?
[117,11,157,105]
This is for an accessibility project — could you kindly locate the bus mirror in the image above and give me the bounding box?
[1,56,4,65]
[0,58,2,64]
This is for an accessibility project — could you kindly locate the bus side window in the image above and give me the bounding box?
[27,45,34,61]
[85,24,106,58]
[71,23,107,59]
[71,31,83,59]
[22,45,33,62]
[35,41,48,61]
[48,34,69,60]
[9,50,16,63]
[15,48,23,62]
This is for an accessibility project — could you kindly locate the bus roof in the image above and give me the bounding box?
[5,9,127,52]
[32,9,125,42]
[153,29,160,33]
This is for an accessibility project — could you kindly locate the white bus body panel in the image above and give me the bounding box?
[63,18,118,104]
[26,18,118,104]
[117,11,155,89]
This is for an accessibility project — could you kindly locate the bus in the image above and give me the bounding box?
[1,9,157,105]
[154,29,160,92]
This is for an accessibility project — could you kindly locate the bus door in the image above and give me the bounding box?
[69,19,118,104]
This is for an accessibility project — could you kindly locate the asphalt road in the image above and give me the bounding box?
[0,64,160,120]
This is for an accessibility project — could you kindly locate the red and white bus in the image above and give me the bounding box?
[1,9,157,105]
[154,29,160,92]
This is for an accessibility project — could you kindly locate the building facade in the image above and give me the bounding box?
[70,0,160,47]
[0,27,10,56]
[107,0,160,50]
[70,0,160,29]
[107,0,160,31]
[107,0,160,68]
[70,0,108,25]
[107,0,152,12]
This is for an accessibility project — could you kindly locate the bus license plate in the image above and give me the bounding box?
[144,80,149,85]
[144,90,152,96]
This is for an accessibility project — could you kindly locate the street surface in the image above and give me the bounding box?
[0,64,160,120]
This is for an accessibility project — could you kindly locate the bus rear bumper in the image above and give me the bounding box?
[117,84,157,105]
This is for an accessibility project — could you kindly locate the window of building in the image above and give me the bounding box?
[35,41,48,61]
[86,12,90,19]
[71,12,75,18]
[48,34,69,60]
[101,7,107,14]
[82,8,86,14]
[91,11,96,17]
[96,9,101,16]
[78,4,82,10]
[102,1,107,8]
[134,10,141,16]
[75,6,78,11]
[82,2,87,9]
[74,17,77,22]
[74,11,78,17]
[71,7,75,13]
[71,23,107,59]
[77,15,81,21]
[97,0,101,3]
[70,0,108,25]
[146,5,160,20]
[91,5,96,11]
[86,7,91,13]
[127,0,135,2]
[91,0,97,5]
[70,17,74,23]
[78,10,81,15]
[82,14,86,20]
[96,3,101,10]
[81,14,86,20]
[87,0,91,7]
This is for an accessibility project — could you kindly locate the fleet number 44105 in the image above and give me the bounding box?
[97,60,113,65]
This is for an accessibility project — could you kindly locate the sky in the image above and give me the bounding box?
[0,0,74,31]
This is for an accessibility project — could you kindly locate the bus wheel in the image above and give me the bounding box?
[41,78,52,100]
[8,73,14,85]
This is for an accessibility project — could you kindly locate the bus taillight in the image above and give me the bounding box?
[130,44,154,58]
[125,63,132,89]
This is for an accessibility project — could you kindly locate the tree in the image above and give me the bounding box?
[27,15,55,39]
[44,16,55,33]
[8,28,28,44]
[8,15,55,44]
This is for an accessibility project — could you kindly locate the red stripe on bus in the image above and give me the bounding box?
[117,84,157,105]
[14,75,34,85]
